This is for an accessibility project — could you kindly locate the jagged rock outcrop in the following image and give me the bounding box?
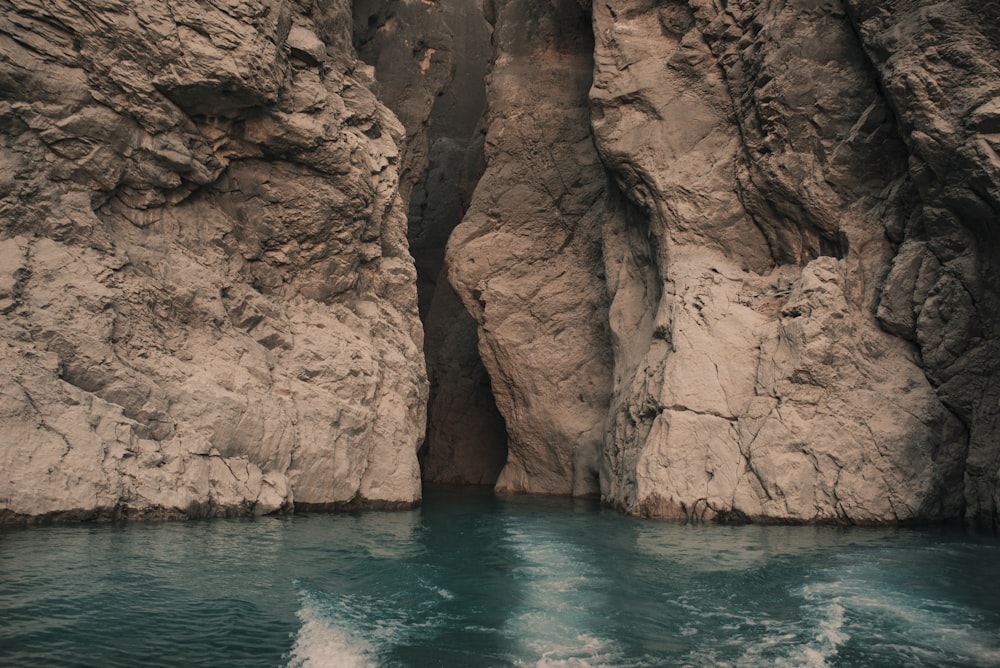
[446,0,615,496]
[592,0,998,524]
[441,0,997,525]
[0,0,427,521]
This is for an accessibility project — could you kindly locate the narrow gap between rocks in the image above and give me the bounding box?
[352,0,508,488]
[411,1,509,489]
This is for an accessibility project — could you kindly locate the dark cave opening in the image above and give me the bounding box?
[352,0,508,488]
[409,0,509,489]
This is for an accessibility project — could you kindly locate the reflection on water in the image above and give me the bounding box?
[1,487,998,668]
[631,523,899,573]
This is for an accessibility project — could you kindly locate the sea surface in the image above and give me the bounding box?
[1,487,999,667]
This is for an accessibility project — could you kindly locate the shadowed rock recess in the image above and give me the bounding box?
[352,0,508,487]
[1,0,997,527]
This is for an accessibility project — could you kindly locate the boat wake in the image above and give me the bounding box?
[285,591,376,668]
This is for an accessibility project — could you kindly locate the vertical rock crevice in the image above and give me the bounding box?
[416,0,510,488]
[353,0,508,487]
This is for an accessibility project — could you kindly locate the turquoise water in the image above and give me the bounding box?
[1,488,999,667]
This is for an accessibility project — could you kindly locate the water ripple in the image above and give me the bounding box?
[2,494,999,667]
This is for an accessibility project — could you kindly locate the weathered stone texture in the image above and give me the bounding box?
[442,0,995,524]
[446,0,614,496]
[592,0,975,523]
[2,0,997,526]
[0,0,427,521]
[845,0,1000,525]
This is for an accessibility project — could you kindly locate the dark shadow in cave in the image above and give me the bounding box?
[352,0,508,487]
[409,0,509,488]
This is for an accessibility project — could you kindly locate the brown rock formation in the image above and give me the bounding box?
[2,0,997,527]
[446,0,615,496]
[590,0,969,523]
[0,0,427,521]
[845,0,1000,527]
[442,0,997,525]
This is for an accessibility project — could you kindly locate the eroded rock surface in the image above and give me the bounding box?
[0,0,427,521]
[2,0,997,527]
[442,0,997,525]
[589,0,970,523]
[845,0,1000,528]
[446,0,614,496]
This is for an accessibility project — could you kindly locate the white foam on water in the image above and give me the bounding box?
[681,583,849,668]
[733,589,847,668]
[416,576,455,601]
[285,596,375,668]
[501,520,643,668]
[785,589,849,667]
[709,575,1000,668]
[285,579,460,668]
[804,579,1000,666]
[848,592,1000,666]
[517,632,625,668]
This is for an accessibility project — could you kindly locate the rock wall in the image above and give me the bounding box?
[2,0,997,526]
[590,0,968,523]
[442,0,998,525]
[844,0,1000,528]
[0,0,427,521]
[446,0,615,496]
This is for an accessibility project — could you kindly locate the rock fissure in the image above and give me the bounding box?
[1,0,997,526]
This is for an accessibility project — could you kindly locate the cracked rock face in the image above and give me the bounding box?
[443,0,997,525]
[590,0,971,523]
[0,0,427,521]
[844,0,1000,528]
[446,0,615,496]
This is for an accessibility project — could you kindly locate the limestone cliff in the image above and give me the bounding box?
[2,0,998,527]
[0,0,427,521]
[442,0,998,525]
